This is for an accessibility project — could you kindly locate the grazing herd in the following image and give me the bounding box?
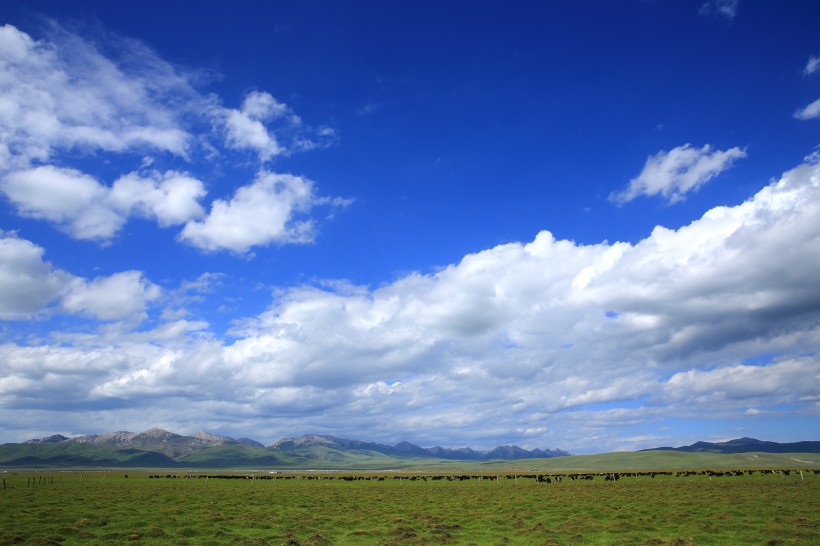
[146,468,817,482]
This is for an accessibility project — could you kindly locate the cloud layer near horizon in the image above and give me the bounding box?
[2,153,818,450]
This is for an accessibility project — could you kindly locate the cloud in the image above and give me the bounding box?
[0,231,161,323]
[804,55,820,77]
[699,0,739,19]
[357,102,380,116]
[108,171,206,226]
[663,357,818,405]
[0,23,193,171]
[794,98,820,120]
[2,153,812,447]
[220,91,292,160]
[1,166,207,241]
[179,171,329,253]
[61,271,161,322]
[609,144,746,204]
[1,166,124,240]
[0,231,71,319]
[216,90,337,160]
[0,23,343,252]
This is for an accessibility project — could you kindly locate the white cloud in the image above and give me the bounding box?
[1,166,207,241]
[699,0,739,19]
[108,171,206,226]
[0,231,162,324]
[0,231,70,319]
[179,171,321,253]
[61,271,161,322]
[663,357,818,404]
[610,144,746,204]
[3,155,819,448]
[0,23,193,171]
[794,98,820,120]
[217,90,336,161]
[223,155,818,433]
[1,165,124,240]
[804,55,820,77]
[0,23,343,253]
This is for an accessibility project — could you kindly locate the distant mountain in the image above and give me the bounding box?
[270,434,571,461]
[192,431,264,448]
[3,430,818,469]
[23,434,69,444]
[643,437,820,454]
[3,429,569,468]
[71,427,238,458]
[234,437,265,448]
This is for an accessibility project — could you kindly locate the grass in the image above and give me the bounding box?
[1,469,817,545]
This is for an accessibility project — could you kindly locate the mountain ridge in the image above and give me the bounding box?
[268,433,571,460]
[642,437,820,454]
[5,428,570,465]
[4,430,818,469]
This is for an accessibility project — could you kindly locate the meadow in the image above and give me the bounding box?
[1,469,817,545]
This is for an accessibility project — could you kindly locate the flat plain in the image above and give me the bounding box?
[1,468,818,545]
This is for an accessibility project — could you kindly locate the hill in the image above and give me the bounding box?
[642,437,820,455]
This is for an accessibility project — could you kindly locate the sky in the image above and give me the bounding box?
[0,0,818,454]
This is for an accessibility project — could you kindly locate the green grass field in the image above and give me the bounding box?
[1,469,818,545]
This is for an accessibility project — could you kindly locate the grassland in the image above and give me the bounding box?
[491,451,820,472]
[1,468,818,545]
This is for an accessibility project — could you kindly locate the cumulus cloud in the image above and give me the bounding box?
[108,171,206,226]
[179,171,333,253]
[794,98,820,120]
[609,144,746,204]
[0,23,342,252]
[1,166,124,240]
[61,271,161,322]
[220,91,292,160]
[0,231,161,323]
[214,156,819,430]
[1,166,207,241]
[4,154,815,448]
[0,231,71,319]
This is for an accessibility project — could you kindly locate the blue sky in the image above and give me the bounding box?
[0,0,818,453]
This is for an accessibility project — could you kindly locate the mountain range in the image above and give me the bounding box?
[2,430,817,469]
[0,428,569,468]
[642,437,820,454]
